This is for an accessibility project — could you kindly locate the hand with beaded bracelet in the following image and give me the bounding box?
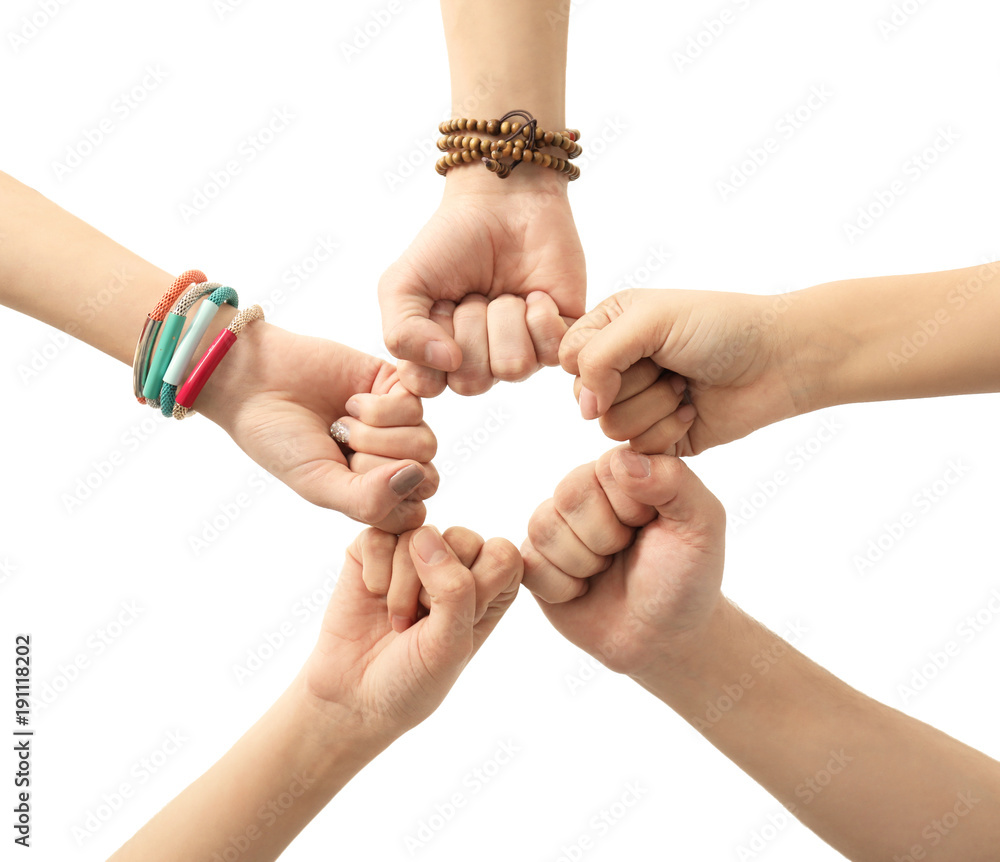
[377,0,586,398]
[0,171,438,532]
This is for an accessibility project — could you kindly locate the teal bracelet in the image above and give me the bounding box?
[141,282,221,402]
[159,286,239,418]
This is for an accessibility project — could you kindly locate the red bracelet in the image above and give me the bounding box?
[175,304,264,415]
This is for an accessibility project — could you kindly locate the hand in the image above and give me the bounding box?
[199,322,438,533]
[560,288,814,455]
[378,177,586,397]
[521,446,726,676]
[302,526,522,741]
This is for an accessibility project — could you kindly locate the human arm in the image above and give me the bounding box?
[560,261,1000,455]
[522,447,1000,860]
[108,525,522,861]
[377,0,586,397]
[0,171,437,530]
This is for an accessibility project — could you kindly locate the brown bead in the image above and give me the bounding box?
[502,142,513,158]
[543,131,554,145]
[461,150,472,162]
[522,149,534,163]
[467,118,477,131]
[512,137,524,148]
[512,148,523,161]
[487,120,499,134]
[500,121,510,135]
[475,119,485,132]
[469,137,480,150]
[511,121,521,134]
[552,132,563,148]
[541,153,552,167]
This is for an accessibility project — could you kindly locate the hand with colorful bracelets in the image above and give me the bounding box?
[0,171,437,533]
[377,1,586,398]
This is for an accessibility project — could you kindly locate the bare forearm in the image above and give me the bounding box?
[792,262,1000,412]
[109,677,382,862]
[634,601,1000,861]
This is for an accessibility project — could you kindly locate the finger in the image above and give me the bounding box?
[345,391,423,427]
[387,530,422,631]
[442,526,485,570]
[558,299,620,375]
[629,403,698,455]
[448,294,493,395]
[526,498,608,579]
[599,374,686,442]
[525,291,570,367]
[359,528,399,597]
[608,447,726,536]
[410,527,477,672]
[349,453,439,501]
[329,417,437,462]
[521,538,588,604]
[378,270,463,371]
[486,295,537,381]
[468,537,522,626]
[553,463,635,556]
[397,359,448,398]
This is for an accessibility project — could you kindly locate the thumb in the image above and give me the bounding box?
[378,273,463,371]
[305,459,428,527]
[608,447,726,537]
[561,295,666,419]
[409,527,477,675]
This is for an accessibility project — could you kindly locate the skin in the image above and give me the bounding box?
[560,263,1000,455]
[0,171,437,532]
[378,0,586,397]
[520,447,1000,860]
[109,526,522,862]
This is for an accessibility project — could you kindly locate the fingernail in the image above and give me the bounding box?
[579,387,599,420]
[425,340,452,369]
[670,375,687,396]
[345,398,361,418]
[412,526,448,565]
[389,464,424,497]
[619,449,651,478]
[329,421,350,444]
[391,615,412,633]
[525,291,542,307]
[677,404,697,422]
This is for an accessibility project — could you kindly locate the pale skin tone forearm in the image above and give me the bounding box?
[635,600,1000,861]
[793,261,1000,413]
[108,677,381,862]
[440,0,568,195]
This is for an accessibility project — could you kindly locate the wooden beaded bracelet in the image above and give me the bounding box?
[436,109,583,181]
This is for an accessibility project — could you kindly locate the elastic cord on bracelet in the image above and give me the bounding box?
[132,270,207,404]
[173,304,265,420]
[159,286,239,417]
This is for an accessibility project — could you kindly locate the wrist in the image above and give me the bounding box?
[443,162,570,199]
[195,308,266,429]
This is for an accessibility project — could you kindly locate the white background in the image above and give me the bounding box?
[2,0,999,859]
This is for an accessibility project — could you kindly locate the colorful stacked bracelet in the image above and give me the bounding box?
[131,272,265,421]
[435,110,583,181]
